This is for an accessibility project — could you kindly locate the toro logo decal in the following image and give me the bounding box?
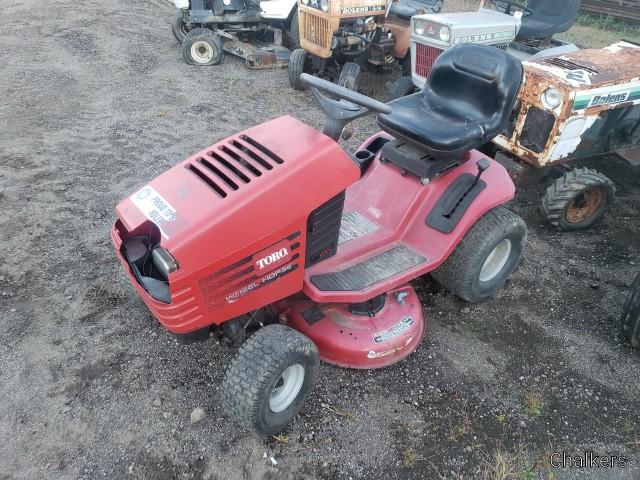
[253,241,291,272]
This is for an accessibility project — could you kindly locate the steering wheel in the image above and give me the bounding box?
[493,0,533,17]
[300,73,392,141]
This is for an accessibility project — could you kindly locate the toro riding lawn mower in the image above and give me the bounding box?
[171,0,300,67]
[287,0,444,90]
[387,0,580,99]
[113,44,527,434]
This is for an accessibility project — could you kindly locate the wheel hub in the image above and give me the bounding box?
[566,188,603,224]
[191,41,214,64]
[269,364,305,413]
[480,239,512,283]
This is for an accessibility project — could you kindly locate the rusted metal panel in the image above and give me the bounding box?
[382,17,411,59]
[492,42,640,168]
[218,31,290,69]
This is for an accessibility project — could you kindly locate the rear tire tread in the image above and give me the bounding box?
[541,167,615,230]
[431,207,527,303]
[621,272,640,347]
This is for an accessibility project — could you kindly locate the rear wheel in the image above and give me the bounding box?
[171,9,191,44]
[284,8,301,50]
[182,28,223,66]
[386,75,417,102]
[337,62,361,91]
[621,272,640,348]
[431,207,527,303]
[542,167,615,231]
[222,324,319,435]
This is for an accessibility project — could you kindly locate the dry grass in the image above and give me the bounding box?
[482,445,533,480]
[523,389,544,417]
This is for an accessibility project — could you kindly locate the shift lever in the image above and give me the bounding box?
[472,159,491,188]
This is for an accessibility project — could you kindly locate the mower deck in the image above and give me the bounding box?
[277,284,425,368]
[217,29,290,69]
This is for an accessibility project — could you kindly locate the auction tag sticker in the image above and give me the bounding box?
[130,185,177,238]
[372,316,414,344]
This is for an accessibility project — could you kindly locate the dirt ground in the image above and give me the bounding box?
[1,1,639,479]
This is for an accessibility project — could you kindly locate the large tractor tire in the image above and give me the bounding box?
[284,8,301,50]
[621,272,640,348]
[337,62,361,92]
[542,167,615,231]
[431,207,527,303]
[386,76,417,102]
[222,324,319,435]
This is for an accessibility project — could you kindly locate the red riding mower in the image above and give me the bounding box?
[112,44,527,434]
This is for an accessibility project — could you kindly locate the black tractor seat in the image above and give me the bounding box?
[378,44,523,160]
[516,0,581,41]
[389,0,442,19]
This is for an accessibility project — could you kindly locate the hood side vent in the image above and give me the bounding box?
[219,144,263,177]
[240,134,284,165]
[199,157,239,191]
[187,164,228,198]
[206,151,251,184]
[542,57,599,75]
[186,135,284,198]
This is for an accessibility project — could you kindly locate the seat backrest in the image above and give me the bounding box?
[422,44,523,139]
[519,0,581,38]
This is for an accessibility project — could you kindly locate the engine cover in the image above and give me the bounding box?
[112,116,360,333]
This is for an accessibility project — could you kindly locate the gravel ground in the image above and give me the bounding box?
[1,1,639,479]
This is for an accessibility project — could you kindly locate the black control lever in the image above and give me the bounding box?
[443,159,490,219]
[471,158,491,188]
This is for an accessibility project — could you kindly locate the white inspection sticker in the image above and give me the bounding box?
[372,316,414,344]
[130,185,177,238]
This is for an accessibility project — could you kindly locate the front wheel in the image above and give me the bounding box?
[182,28,223,66]
[542,167,615,231]
[431,207,527,303]
[222,324,319,435]
[621,272,640,348]
[386,75,417,102]
[288,48,311,90]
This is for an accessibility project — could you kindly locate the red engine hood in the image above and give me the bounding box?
[115,115,360,277]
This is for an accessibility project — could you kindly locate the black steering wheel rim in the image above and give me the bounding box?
[300,73,392,114]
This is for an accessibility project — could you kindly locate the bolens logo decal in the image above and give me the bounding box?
[453,31,512,44]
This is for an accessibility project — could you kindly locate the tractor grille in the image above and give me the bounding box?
[186,134,283,198]
[415,43,442,79]
[300,10,332,55]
